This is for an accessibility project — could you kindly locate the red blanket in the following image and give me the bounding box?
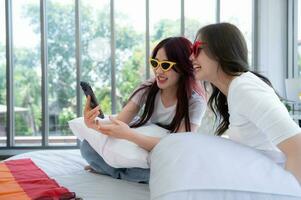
[0,159,76,200]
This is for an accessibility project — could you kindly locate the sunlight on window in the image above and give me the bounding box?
[149,0,181,78]
[115,0,146,112]
[80,0,111,116]
[185,0,216,41]
[220,0,252,66]
[13,1,39,49]
[47,0,76,146]
[149,0,181,46]
[0,0,256,148]
[13,0,42,146]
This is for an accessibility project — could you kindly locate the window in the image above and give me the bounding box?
[115,0,146,112]
[185,0,216,41]
[1,0,254,150]
[148,0,181,78]
[220,0,253,65]
[149,0,181,47]
[0,1,6,147]
[46,0,76,146]
[81,0,111,114]
[13,0,42,146]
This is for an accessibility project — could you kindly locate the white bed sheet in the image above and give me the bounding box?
[7,149,150,200]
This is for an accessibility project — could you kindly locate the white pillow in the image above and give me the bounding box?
[149,133,301,200]
[68,117,168,168]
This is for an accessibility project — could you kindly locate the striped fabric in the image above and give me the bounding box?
[0,159,76,200]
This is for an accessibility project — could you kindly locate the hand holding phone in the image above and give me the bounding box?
[80,81,105,119]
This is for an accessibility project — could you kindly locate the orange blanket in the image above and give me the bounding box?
[0,159,76,200]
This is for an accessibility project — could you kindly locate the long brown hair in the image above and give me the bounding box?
[129,37,201,132]
[196,23,273,135]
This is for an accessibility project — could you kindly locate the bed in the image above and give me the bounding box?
[6,149,150,200]
[4,133,301,200]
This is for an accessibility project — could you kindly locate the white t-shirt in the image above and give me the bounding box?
[130,84,206,127]
[226,72,301,151]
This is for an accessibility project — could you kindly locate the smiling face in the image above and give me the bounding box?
[190,39,220,82]
[191,24,250,84]
[153,48,180,90]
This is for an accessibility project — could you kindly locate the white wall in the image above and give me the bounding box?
[257,0,287,96]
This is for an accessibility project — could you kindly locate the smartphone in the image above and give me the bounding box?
[80,81,105,119]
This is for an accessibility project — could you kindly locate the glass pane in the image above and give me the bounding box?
[115,0,146,112]
[47,0,76,146]
[185,0,216,41]
[80,0,111,115]
[13,0,42,146]
[297,0,301,77]
[150,0,181,46]
[220,0,252,66]
[0,1,6,147]
[149,0,181,77]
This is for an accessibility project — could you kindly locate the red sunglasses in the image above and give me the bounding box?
[192,40,206,56]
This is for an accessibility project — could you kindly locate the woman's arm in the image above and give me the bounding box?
[115,100,140,124]
[84,96,140,129]
[126,120,200,150]
[277,133,301,184]
[126,131,161,152]
[96,116,160,151]
[177,121,199,132]
[97,117,199,151]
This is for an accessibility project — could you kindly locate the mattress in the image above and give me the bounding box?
[5,135,301,200]
[6,149,150,200]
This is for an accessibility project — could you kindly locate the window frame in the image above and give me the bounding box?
[287,0,299,78]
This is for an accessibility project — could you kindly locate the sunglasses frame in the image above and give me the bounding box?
[149,58,177,72]
[192,40,206,56]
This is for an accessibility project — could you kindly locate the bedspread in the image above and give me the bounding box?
[0,159,76,200]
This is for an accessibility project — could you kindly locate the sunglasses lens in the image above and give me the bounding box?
[193,43,199,55]
[192,46,196,55]
[192,41,206,56]
[161,62,171,70]
[195,48,200,56]
[150,60,158,68]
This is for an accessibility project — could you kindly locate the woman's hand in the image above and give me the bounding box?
[96,116,132,140]
[83,95,100,130]
[97,116,160,151]
[95,116,161,151]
